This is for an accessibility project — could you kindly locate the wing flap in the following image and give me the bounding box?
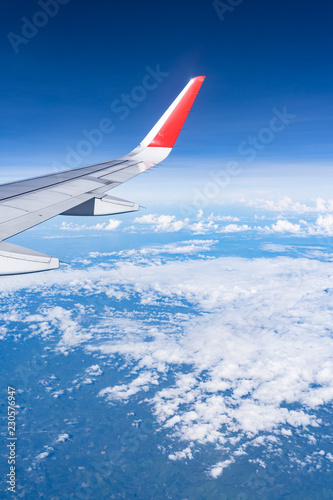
[62,195,139,216]
[2,190,70,212]
[0,192,94,241]
[0,76,206,274]
[0,206,29,224]
[0,242,59,275]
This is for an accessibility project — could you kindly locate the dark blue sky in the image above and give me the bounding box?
[0,0,333,194]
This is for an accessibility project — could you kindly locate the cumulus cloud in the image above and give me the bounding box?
[24,306,94,350]
[255,216,333,236]
[270,219,302,234]
[99,372,159,401]
[315,214,333,234]
[49,199,333,238]
[128,209,333,237]
[90,239,218,260]
[243,196,333,214]
[220,223,250,233]
[33,254,332,475]
[60,219,122,231]
[133,214,187,232]
[30,432,70,469]
[54,433,69,444]
[132,212,220,234]
[86,365,103,377]
[168,447,194,461]
[3,243,333,476]
[210,459,235,478]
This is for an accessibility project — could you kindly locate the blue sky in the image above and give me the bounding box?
[2,3,333,494]
[0,0,332,202]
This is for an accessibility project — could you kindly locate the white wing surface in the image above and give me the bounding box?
[0,76,205,275]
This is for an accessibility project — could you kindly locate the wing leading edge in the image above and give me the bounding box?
[0,76,206,275]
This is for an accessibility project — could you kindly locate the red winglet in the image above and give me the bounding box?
[148,76,205,149]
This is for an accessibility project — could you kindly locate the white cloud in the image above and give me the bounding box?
[105,239,218,259]
[30,432,70,469]
[24,306,93,350]
[261,243,291,252]
[54,433,69,444]
[129,208,333,237]
[210,459,235,478]
[168,447,194,461]
[130,211,333,237]
[99,372,159,401]
[49,200,333,238]
[35,450,52,462]
[244,196,333,214]
[80,364,103,385]
[315,215,333,235]
[133,214,187,232]
[270,219,302,234]
[86,364,103,377]
[60,218,122,231]
[212,215,240,222]
[104,219,122,230]
[71,256,333,472]
[132,212,219,234]
[220,224,250,233]
[3,244,333,476]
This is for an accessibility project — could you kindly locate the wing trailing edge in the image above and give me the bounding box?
[62,195,139,216]
[0,76,206,275]
[0,242,59,275]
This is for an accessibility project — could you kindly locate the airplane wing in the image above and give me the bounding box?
[0,76,205,275]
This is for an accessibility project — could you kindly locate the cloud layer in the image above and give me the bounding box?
[53,197,333,238]
[2,241,333,476]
